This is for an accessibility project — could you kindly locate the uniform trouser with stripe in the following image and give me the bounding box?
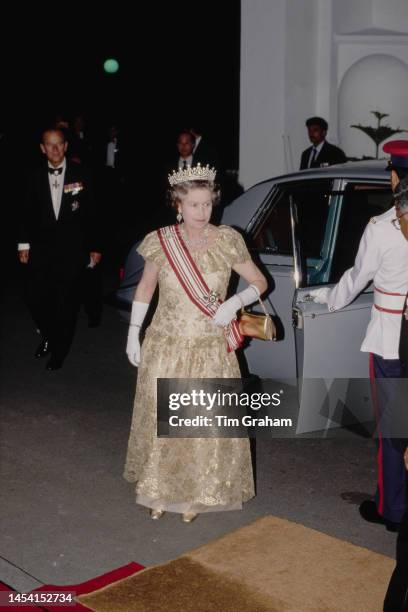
[371,353,407,524]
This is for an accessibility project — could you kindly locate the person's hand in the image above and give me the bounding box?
[213,285,260,327]
[18,250,29,264]
[90,252,102,266]
[404,447,408,471]
[126,302,149,367]
[126,325,141,367]
[308,287,331,304]
[213,295,241,327]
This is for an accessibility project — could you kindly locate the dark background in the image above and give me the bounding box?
[2,4,240,168]
[1,4,241,274]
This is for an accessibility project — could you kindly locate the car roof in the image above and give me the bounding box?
[255,160,389,186]
[222,160,390,228]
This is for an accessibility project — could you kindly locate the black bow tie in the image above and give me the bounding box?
[48,167,63,175]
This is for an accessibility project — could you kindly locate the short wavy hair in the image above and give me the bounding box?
[168,180,221,211]
[394,176,408,213]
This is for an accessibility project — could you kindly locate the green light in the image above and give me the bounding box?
[104,59,119,74]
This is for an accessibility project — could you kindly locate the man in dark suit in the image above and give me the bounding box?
[69,113,94,167]
[189,127,220,169]
[158,130,202,226]
[299,116,347,170]
[166,130,196,175]
[18,128,101,370]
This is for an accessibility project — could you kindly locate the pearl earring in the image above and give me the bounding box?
[177,212,183,223]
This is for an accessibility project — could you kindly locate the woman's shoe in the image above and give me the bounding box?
[181,512,198,523]
[149,509,165,520]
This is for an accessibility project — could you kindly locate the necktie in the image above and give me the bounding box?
[182,160,187,170]
[309,147,317,168]
[48,167,63,175]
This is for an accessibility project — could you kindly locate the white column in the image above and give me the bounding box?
[316,0,336,140]
[284,0,319,170]
[239,0,286,189]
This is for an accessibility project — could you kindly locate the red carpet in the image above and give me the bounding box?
[0,562,145,612]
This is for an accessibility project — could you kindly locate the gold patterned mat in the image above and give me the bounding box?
[78,516,395,612]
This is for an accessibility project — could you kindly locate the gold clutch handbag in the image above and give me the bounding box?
[238,299,277,341]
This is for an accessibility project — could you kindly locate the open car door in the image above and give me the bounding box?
[237,177,336,380]
[291,179,392,434]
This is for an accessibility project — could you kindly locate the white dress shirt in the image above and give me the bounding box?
[48,159,66,220]
[18,158,66,251]
[308,141,324,168]
[178,155,193,169]
[106,139,118,168]
[327,207,408,359]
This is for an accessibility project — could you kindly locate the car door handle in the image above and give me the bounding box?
[292,307,303,330]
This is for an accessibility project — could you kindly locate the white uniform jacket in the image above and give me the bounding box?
[328,207,408,359]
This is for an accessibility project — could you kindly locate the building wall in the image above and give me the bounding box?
[239,0,286,189]
[338,51,408,158]
[240,0,408,189]
[284,0,319,173]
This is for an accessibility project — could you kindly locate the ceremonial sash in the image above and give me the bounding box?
[157,225,243,352]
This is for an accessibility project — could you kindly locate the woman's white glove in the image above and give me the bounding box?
[126,302,149,367]
[213,284,260,327]
[308,287,331,304]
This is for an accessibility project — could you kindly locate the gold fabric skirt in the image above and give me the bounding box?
[123,328,255,513]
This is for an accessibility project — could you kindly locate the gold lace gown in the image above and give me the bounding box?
[123,225,255,513]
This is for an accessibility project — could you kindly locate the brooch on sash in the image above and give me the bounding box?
[204,290,219,305]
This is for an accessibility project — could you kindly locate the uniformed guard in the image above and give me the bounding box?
[310,140,408,531]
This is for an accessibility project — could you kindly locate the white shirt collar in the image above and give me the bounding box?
[179,155,193,168]
[313,140,325,154]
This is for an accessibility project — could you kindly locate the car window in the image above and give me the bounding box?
[329,182,392,283]
[250,180,332,258]
[221,181,274,228]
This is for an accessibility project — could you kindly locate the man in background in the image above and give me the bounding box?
[18,128,101,370]
[189,126,220,169]
[300,116,347,170]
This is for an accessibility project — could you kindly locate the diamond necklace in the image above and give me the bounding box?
[180,224,210,249]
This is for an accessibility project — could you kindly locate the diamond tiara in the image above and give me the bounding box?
[168,163,217,186]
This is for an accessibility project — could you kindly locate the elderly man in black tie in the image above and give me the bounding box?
[18,128,102,370]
